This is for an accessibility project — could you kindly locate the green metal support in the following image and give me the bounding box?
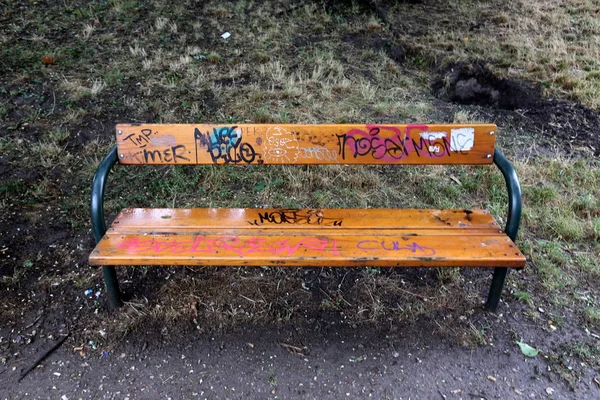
[486,148,523,311]
[91,145,123,308]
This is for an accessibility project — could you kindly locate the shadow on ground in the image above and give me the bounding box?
[1,305,596,399]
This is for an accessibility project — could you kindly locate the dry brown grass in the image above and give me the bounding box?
[0,0,599,366]
[382,0,600,108]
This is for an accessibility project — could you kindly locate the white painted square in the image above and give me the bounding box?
[420,131,447,140]
[450,127,475,152]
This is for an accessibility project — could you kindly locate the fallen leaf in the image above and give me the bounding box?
[190,301,198,318]
[516,340,539,357]
[487,375,496,382]
[41,55,58,65]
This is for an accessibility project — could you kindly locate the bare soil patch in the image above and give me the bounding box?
[435,62,600,156]
[1,0,599,398]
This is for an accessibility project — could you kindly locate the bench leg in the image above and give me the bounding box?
[102,266,123,308]
[486,267,508,312]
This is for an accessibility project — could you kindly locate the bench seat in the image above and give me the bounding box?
[91,123,524,310]
[89,208,526,268]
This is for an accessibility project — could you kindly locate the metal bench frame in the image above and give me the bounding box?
[91,145,522,311]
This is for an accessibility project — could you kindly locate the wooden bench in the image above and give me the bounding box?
[89,123,525,310]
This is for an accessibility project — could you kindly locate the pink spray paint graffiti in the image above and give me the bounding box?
[336,124,454,162]
[118,235,341,257]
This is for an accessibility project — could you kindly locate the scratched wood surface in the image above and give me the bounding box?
[106,208,501,231]
[115,124,497,165]
[89,208,526,268]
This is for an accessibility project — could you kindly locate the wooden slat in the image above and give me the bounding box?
[115,124,496,165]
[108,208,502,232]
[90,207,525,268]
[89,232,525,268]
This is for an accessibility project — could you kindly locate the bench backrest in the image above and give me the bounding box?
[115,124,496,165]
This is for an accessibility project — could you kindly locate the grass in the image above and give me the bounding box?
[0,0,599,388]
[382,0,600,109]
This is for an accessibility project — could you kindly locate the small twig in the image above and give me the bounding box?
[18,333,70,382]
[338,293,352,307]
[239,294,257,304]
[51,90,56,114]
[317,285,352,307]
[278,342,303,352]
[316,286,339,309]
[338,271,349,289]
[438,390,448,399]
[278,342,306,356]
[162,374,174,384]
[397,287,429,301]
[124,301,149,317]
[24,314,43,330]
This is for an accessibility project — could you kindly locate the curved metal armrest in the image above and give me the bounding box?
[91,145,119,243]
[493,148,522,242]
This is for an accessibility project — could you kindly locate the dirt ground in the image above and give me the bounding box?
[1,0,600,398]
[1,321,596,400]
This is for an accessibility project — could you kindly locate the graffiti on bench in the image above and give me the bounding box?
[247,209,343,227]
[116,124,490,165]
[117,235,436,257]
[118,236,342,257]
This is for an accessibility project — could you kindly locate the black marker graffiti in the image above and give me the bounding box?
[123,128,153,148]
[142,144,189,163]
[336,127,452,161]
[296,131,327,146]
[247,209,343,226]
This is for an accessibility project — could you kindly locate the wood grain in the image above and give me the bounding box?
[107,208,501,231]
[89,208,525,268]
[115,124,497,165]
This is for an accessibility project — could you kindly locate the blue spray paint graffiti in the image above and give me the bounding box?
[194,126,257,164]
